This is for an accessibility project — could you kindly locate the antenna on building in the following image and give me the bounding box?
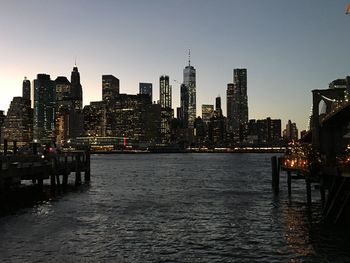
[188,49,191,66]
[74,56,77,67]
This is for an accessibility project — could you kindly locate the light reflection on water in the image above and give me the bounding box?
[0,153,350,262]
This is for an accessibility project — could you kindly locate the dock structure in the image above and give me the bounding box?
[0,150,90,192]
[273,87,350,224]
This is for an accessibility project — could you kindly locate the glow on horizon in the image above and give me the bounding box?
[1,0,350,132]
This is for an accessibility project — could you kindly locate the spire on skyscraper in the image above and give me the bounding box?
[188,49,191,66]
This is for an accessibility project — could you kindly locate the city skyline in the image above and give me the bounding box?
[1,1,350,131]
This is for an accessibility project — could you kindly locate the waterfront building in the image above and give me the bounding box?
[1,97,33,146]
[71,64,83,110]
[231,68,248,141]
[183,52,196,128]
[283,120,298,142]
[114,93,152,144]
[179,84,189,128]
[329,79,347,89]
[33,74,55,142]
[139,82,152,102]
[83,101,106,137]
[22,77,31,105]
[247,118,281,145]
[102,75,119,102]
[208,113,226,146]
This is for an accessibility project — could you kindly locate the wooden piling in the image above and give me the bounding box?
[62,155,68,186]
[271,156,279,194]
[84,149,91,183]
[75,153,81,186]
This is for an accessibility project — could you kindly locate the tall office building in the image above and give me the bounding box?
[283,120,298,142]
[180,84,189,128]
[226,83,234,131]
[231,68,248,140]
[22,77,31,105]
[1,97,33,146]
[102,75,120,102]
[33,74,55,142]
[70,64,83,110]
[159,75,171,109]
[139,82,152,101]
[215,95,222,116]
[183,51,196,128]
[159,75,173,143]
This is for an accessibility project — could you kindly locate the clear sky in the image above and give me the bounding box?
[1,0,349,131]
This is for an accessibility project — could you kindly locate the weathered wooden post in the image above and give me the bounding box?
[287,171,292,196]
[271,156,280,194]
[32,143,38,155]
[306,178,312,204]
[75,153,81,186]
[84,148,91,183]
[50,159,56,189]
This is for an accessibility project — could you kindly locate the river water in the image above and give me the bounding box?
[1,153,350,262]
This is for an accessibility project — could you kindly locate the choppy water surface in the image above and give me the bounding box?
[1,153,350,262]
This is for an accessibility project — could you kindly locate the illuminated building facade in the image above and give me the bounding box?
[102,75,119,102]
[159,75,173,143]
[183,54,196,128]
[1,97,33,146]
[231,68,248,141]
[33,74,55,142]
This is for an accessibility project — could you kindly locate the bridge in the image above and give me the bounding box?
[277,86,350,223]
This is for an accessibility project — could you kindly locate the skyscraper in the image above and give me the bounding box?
[226,83,234,131]
[102,75,120,102]
[231,68,248,140]
[183,51,196,128]
[159,75,173,143]
[215,95,222,116]
[22,77,31,105]
[139,82,153,102]
[159,75,171,109]
[33,74,55,142]
[180,84,189,128]
[70,64,83,110]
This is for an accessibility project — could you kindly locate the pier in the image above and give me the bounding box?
[272,87,350,224]
[0,149,91,192]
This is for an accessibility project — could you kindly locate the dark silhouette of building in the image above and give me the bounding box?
[201,104,214,127]
[139,82,152,102]
[183,51,196,128]
[22,77,31,105]
[247,118,281,145]
[33,74,55,142]
[283,120,298,142]
[230,68,248,141]
[71,64,83,110]
[179,84,189,128]
[226,83,234,131]
[215,95,222,116]
[102,75,119,102]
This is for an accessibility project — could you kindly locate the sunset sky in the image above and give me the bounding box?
[1,0,350,131]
